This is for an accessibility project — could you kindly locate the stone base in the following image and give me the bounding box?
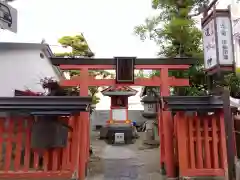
[104,127,135,145]
[143,139,160,146]
[99,127,108,139]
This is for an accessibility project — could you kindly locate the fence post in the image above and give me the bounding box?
[222,88,235,180]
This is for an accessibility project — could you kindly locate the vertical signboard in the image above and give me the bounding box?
[115,57,135,84]
[203,19,217,69]
[202,10,234,71]
[216,16,234,65]
[230,2,240,75]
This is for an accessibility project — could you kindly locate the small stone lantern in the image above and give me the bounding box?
[141,89,159,118]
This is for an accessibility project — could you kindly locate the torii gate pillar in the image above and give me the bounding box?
[78,68,89,180]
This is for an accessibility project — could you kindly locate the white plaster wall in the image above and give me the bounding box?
[95,90,111,110]
[0,49,60,97]
[128,86,144,110]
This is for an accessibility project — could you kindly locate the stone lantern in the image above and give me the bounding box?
[140,89,159,119]
[140,88,160,148]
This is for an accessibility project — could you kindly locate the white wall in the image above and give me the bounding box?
[128,86,144,110]
[0,48,60,96]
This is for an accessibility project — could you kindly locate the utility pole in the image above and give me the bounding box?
[202,1,236,180]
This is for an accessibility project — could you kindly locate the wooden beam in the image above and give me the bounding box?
[51,57,195,66]
[59,64,190,70]
[60,76,189,87]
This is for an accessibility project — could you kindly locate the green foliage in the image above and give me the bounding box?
[55,34,113,104]
[135,0,240,96]
[135,70,149,78]
[219,73,240,98]
[56,35,94,57]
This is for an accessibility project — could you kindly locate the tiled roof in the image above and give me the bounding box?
[101,86,138,93]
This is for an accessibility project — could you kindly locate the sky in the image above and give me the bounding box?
[0,0,159,58]
[0,0,234,58]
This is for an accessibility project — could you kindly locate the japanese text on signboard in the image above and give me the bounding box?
[220,21,229,60]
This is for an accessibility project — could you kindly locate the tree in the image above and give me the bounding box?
[55,34,113,104]
[134,0,240,96]
[56,35,94,57]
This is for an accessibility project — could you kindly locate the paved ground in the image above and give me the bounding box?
[87,131,164,180]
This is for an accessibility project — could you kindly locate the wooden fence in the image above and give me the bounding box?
[175,111,227,177]
[0,116,76,179]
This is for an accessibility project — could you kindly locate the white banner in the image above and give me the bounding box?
[230,2,240,74]
[216,16,234,65]
[203,19,217,69]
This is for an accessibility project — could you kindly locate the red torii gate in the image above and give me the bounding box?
[51,56,194,179]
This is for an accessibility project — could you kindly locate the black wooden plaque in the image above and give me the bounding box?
[115,57,135,83]
[31,117,68,149]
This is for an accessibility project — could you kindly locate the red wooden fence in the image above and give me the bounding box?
[0,116,77,179]
[175,111,228,178]
[158,106,165,170]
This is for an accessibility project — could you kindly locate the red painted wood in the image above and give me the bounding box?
[176,112,188,175]
[85,116,90,164]
[195,115,203,168]
[0,116,74,178]
[188,115,195,169]
[43,151,49,171]
[0,119,4,169]
[203,116,211,168]
[173,115,178,163]
[70,116,77,171]
[59,64,190,70]
[136,65,190,69]
[211,115,219,169]
[160,68,175,178]
[58,64,191,179]
[33,152,39,170]
[14,118,23,171]
[158,105,165,165]
[52,149,59,171]
[78,114,88,180]
[4,118,14,171]
[78,68,89,180]
[23,119,31,172]
[60,64,114,70]
[69,117,74,168]
[61,76,189,87]
[0,171,72,178]
[181,169,225,177]
[176,113,227,177]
